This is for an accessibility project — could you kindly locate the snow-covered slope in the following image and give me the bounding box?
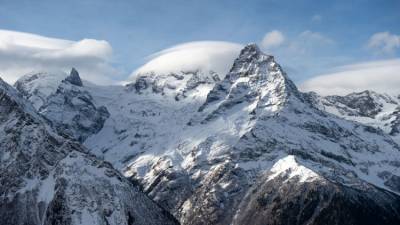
[14,44,400,225]
[83,69,221,170]
[14,70,68,109]
[0,78,178,225]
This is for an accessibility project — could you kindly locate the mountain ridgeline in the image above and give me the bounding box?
[4,44,400,225]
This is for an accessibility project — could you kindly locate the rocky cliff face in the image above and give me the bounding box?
[0,78,178,225]
[13,44,400,225]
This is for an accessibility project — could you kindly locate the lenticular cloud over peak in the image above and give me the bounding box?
[0,29,116,85]
[300,58,400,95]
[131,41,243,79]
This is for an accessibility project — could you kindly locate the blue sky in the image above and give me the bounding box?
[0,0,399,93]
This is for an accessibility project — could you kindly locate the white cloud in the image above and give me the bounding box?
[0,29,118,84]
[130,41,242,79]
[260,30,333,56]
[298,30,333,45]
[261,30,285,49]
[367,32,400,55]
[300,58,400,95]
[284,30,333,56]
[311,14,322,23]
[258,30,336,79]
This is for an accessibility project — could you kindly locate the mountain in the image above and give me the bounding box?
[13,44,400,225]
[0,78,178,225]
[317,90,400,143]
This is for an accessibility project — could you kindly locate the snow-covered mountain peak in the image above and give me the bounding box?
[235,43,262,56]
[229,43,298,96]
[228,43,272,79]
[199,44,300,120]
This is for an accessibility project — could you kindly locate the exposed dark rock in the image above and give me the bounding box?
[233,175,400,225]
[64,68,83,87]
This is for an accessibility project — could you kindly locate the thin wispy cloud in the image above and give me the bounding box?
[311,14,322,23]
[299,31,333,45]
[285,30,334,55]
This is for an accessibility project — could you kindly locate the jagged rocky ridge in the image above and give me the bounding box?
[14,44,400,225]
[0,78,178,225]
[317,90,400,141]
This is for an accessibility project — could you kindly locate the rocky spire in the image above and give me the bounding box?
[64,67,83,86]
